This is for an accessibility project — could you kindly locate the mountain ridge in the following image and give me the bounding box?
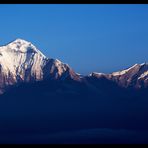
[0,38,148,94]
[0,39,80,94]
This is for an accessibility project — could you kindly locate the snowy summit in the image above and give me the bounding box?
[0,38,80,94]
[0,38,47,81]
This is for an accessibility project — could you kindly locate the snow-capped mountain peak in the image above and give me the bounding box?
[0,39,50,94]
[87,63,148,89]
[0,38,80,94]
[5,38,46,58]
[111,64,139,76]
[0,39,47,78]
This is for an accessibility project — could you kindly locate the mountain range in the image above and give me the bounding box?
[0,38,148,95]
[0,39,148,143]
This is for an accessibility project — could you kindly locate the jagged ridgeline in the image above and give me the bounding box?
[0,38,148,95]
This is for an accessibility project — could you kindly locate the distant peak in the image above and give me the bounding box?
[88,72,106,77]
[14,38,27,42]
[11,38,31,45]
[140,62,148,66]
[0,38,47,59]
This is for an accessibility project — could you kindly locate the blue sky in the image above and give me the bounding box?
[0,4,148,75]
